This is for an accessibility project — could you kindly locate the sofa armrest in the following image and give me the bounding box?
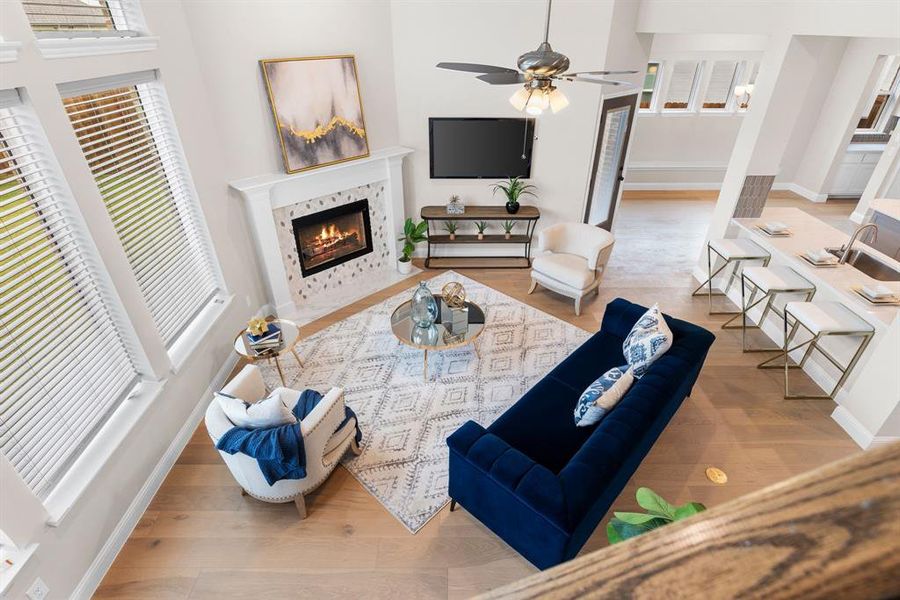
[448,421,568,529]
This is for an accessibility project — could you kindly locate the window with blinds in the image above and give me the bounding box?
[702,61,738,110]
[22,0,137,36]
[663,61,700,110]
[0,90,140,499]
[62,73,222,347]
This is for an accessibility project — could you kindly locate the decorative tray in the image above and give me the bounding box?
[851,286,900,306]
[798,254,838,268]
[755,225,792,237]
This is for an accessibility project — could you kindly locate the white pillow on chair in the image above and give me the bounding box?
[216,391,295,429]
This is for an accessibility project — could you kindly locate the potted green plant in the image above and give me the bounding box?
[501,220,516,239]
[443,220,459,240]
[474,221,488,240]
[397,218,428,274]
[606,487,706,544]
[491,176,536,214]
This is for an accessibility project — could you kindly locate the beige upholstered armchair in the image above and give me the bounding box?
[205,364,359,518]
[529,222,616,315]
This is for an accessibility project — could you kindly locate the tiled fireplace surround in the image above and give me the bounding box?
[230,147,415,324]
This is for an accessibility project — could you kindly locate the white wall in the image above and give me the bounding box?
[180,0,401,181]
[627,34,764,189]
[389,0,647,245]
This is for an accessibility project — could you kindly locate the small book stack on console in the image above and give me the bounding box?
[246,324,283,354]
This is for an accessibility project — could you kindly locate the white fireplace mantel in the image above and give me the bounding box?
[229,146,414,322]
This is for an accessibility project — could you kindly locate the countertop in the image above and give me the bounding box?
[733,207,900,326]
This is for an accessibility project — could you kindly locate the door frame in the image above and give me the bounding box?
[583,92,639,230]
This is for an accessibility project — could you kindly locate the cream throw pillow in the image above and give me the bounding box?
[216,390,295,429]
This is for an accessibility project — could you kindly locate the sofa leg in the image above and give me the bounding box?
[449,499,457,512]
[528,280,538,294]
[294,495,307,519]
[574,297,582,316]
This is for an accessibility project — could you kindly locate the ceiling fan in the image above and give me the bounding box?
[436,0,637,116]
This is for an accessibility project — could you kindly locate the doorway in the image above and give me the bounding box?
[583,93,638,230]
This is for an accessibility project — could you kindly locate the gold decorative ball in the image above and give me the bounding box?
[441,281,466,309]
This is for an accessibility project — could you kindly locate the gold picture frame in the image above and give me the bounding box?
[260,55,370,174]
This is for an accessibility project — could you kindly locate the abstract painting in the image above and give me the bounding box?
[260,55,369,173]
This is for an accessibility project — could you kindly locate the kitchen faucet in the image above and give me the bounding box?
[839,223,878,264]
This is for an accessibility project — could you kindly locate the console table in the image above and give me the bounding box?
[421,205,541,268]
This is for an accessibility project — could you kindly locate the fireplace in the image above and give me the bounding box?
[291,199,373,277]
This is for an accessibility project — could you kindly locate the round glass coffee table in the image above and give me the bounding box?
[233,318,303,386]
[390,295,486,381]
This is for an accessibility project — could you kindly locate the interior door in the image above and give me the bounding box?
[584,93,637,230]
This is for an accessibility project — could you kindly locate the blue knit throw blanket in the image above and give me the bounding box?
[216,389,361,485]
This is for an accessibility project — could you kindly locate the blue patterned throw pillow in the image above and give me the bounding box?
[573,365,635,427]
[622,304,673,378]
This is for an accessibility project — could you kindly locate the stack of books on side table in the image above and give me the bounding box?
[246,323,283,355]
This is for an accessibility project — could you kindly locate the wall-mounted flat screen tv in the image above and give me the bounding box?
[429,117,534,179]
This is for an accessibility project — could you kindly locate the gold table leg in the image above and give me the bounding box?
[273,356,286,386]
[291,348,304,368]
[473,340,481,359]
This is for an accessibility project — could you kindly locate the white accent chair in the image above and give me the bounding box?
[205,364,359,518]
[529,223,615,316]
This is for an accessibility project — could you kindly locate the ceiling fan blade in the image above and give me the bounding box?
[436,62,518,74]
[564,70,639,76]
[560,76,631,86]
[476,72,527,85]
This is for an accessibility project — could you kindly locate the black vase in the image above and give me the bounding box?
[506,201,520,214]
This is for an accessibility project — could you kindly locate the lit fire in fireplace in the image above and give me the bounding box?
[303,222,360,258]
[319,223,346,242]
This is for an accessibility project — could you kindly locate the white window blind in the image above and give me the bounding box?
[62,73,222,347]
[663,61,700,110]
[702,61,738,110]
[0,89,140,499]
[22,0,138,36]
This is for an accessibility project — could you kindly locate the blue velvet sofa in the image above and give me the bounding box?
[447,298,715,569]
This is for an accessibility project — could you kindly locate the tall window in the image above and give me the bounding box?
[640,62,660,110]
[22,0,138,36]
[0,90,140,499]
[663,61,701,110]
[858,63,900,130]
[702,60,739,110]
[62,73,222,347]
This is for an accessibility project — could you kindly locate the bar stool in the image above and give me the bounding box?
[692,238,770,314]
[758,301,874,399]
[726,266,816,353]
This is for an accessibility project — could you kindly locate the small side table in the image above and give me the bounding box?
[233,319,303,386]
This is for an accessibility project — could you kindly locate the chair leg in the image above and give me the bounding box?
[294,494,307,519]
[240,488,248,497]
[450,499,457,512]
[528,279,538,294]
[349,436,362,456]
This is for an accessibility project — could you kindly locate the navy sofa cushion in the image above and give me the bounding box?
[447,298,715,569]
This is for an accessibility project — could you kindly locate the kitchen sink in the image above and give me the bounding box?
[826,247,900,282]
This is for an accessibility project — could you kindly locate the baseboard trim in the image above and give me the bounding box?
[71,352,239,600]
[771,182,828,203]
[623,182,722,191]
[831,405,882,449]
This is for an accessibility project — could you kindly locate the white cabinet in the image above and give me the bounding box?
[830,148,882,196]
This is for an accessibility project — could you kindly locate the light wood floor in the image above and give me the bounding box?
[96,191,862,599]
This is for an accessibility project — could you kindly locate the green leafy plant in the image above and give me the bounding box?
[474,221,488,234]
[442,220,459,234]
[606,487,706,544]
[501,220,516,234]
[397,218,428,263]
[490,176,537,206]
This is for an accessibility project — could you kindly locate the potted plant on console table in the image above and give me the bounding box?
[491,176,537,214]
[397,218,428,274]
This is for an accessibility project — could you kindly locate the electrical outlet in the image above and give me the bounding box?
[26,577,49,600]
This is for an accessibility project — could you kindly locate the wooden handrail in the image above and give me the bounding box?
[478,442,900,599]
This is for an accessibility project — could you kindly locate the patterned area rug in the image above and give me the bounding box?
[257,272,591,532]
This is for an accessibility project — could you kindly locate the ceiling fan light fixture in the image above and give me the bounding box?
[524,89,549,116]
[548,87,569,113]
[509,87,532,111]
